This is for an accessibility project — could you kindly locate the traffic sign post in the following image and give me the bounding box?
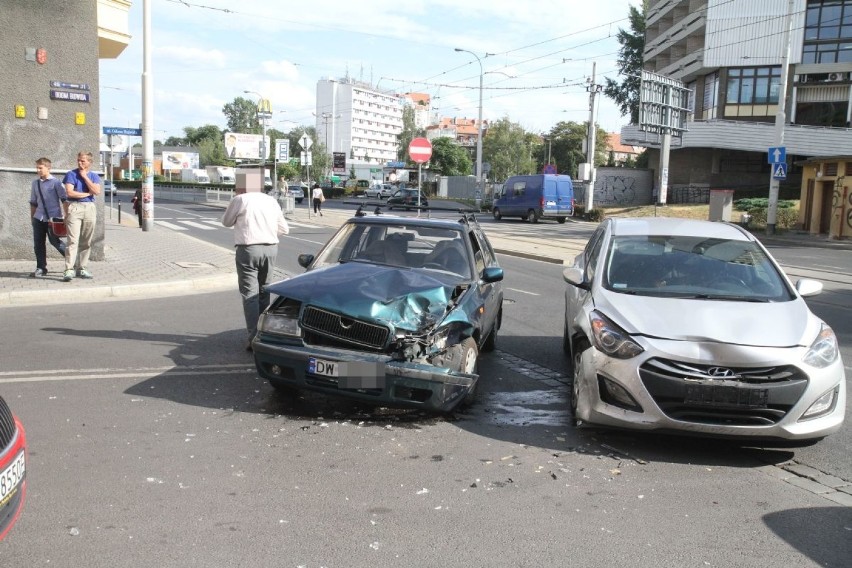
[768,146,786,164]
[408,138,432,215]
[772,163,787,180]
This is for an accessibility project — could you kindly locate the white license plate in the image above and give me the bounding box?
[308,357,339,378]
[0,451,25,505]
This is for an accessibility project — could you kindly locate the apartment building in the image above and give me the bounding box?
[316,78,404,166]
[623,0,852,201]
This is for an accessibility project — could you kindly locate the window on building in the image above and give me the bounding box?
[803,0,852,62]
[726,67,781,104]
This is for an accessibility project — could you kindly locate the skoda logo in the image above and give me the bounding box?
[707,367,736,378]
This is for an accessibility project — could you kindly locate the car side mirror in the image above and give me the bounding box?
[562,266,589,290]
[297,254,314,269]
[481,266,504,283]
[796,278,823,297]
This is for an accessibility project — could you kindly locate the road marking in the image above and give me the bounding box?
[155,220,187,231]
[179,220,217,230]
[0,364,255,384]
[507,287,540,296]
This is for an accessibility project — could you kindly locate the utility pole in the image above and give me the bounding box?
[585,62,602,212]
[767,0,794,235]
[141,0,154,231]
[320,111,333,179]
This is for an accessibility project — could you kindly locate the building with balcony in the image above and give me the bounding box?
[425,117,489,162]
[316,78,404,167]
[623,0,852,234]
[0,0,131,260]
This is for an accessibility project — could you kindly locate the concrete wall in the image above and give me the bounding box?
[0,1,104,261]
[574,168,655,207]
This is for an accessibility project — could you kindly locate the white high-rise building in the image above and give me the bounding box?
[316,78,404,167]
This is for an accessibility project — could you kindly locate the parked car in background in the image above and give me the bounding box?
[287,183,306,204]
[562,217,846,442]
[387,188,429,210]
[102,179,116,197]
[252,209,504,413]
[364,183,395,199]
[0,395,27,541]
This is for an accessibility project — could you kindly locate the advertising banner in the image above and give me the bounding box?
[161,151,199,171]
[333,152,346,173]
[224,132,269,160]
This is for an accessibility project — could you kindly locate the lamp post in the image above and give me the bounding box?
[244,90,272,191]
[454,48,490,205]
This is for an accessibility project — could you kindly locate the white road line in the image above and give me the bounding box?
[180,220,217,230]
[0,364,255,384]
[155,220,187,231]
[287,221,324,229]
[507,287,540,296]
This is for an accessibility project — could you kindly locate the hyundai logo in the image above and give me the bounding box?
[707,367,737,378]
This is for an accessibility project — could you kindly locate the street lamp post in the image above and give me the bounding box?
[454,48,490,207]
[244,90,272,191]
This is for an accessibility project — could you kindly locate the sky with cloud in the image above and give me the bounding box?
[99,0,642,142]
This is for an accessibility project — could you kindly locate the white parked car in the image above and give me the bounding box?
[563,217,845,443]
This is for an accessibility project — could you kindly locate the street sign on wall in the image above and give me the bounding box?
[408,137,432,164]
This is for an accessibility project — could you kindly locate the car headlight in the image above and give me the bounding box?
[802,324,839,368]
[259,302,302,337]
[589,311,644,359]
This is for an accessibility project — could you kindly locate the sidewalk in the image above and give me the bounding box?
[1,200,849,307]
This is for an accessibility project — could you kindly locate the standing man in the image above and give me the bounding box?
[62,151,101,281]
[28,157,67,278]
[222,183,290,351]
[311,183,325,216]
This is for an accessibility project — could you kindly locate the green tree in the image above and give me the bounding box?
[541,121,608,177]
[429,136,472,176]
[482,117,536,181]
[222,97,259,133]
[397,105,425,165]
[603,1,646,123]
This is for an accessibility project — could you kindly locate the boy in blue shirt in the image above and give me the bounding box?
[28,157,67,278]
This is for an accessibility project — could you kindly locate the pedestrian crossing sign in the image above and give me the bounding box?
[772,163,787,180]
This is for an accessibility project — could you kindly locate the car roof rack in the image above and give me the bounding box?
[344,200,483,227]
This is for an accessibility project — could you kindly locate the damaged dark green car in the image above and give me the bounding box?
[252,210,504,412]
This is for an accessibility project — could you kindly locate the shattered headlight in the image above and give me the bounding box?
[259,301,302,337]
[429,327,450,352]
[802,324,839,368]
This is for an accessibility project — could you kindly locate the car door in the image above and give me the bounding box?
[469,226,503,340]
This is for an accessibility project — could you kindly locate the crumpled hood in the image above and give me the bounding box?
[267,262,458,330]
[597,289,820,347]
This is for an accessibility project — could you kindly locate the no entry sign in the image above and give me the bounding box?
[408,137,432,164]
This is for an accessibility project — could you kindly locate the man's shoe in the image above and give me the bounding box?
[30,268,46,278]
[62,269,75,282]
[245,340,253,352]
[78,269,93,279]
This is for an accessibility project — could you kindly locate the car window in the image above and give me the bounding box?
[584,224,606,281]
[603,235,794,300]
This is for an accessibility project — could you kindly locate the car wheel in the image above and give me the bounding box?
[557,217,566,224]
[526,209,539,223]
[481,309,500,352]
[458,337,479,406]
[569,340,590,426]
[493,208,502,221]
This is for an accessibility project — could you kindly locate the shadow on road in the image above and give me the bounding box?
[764,507,852,567]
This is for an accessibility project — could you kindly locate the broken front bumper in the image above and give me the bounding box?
[252,336,477,413]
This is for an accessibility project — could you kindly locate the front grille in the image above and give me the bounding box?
[301,306,390,350]
[0,396,18,451]
[639,358,808,426]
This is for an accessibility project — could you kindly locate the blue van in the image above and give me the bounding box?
[492,174,574,223]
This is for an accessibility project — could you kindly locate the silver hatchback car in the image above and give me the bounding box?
[563,217,845,442]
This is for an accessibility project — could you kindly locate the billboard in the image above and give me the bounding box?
[161,151,199,171]
[333,152,346,173]
[224,132,269,160]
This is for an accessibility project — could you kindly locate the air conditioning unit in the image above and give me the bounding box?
[825,72,848,82]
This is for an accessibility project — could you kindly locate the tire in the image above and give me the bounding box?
[526,209,539,223]
[458,337,479,406]
[493,208,502,221]
[481,310,500,352]
[569,340,590,426]
[557,217,566,224]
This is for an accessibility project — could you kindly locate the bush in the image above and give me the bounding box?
[745,207,799,230]
[734,197,796,211]
[585,208,605,222]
